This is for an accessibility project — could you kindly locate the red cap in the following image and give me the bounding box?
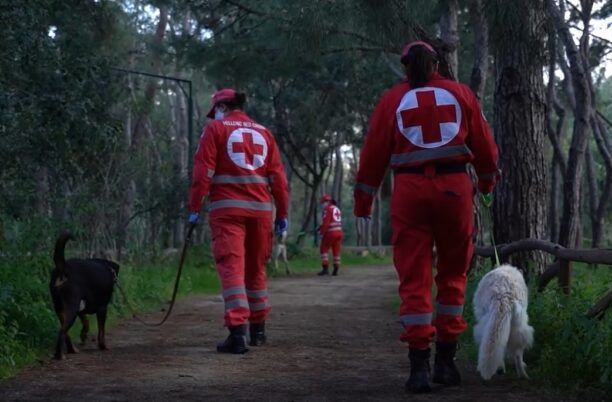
[320,194,332,203]
[401,41,437,63]
[206,88,237,118]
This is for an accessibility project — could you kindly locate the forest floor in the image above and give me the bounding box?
[1,265,574,401]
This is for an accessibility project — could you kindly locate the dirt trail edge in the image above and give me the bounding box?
[2,265,564,401]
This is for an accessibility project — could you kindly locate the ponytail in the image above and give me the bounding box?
[401,45,438,88]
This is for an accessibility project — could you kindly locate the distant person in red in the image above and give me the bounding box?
[353,41,499,393]
[188,89,289,354]
[317,194,343,276]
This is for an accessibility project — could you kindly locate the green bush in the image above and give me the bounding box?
[460,265,612,394]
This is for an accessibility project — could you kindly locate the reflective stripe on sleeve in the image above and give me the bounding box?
[354,182,377,195]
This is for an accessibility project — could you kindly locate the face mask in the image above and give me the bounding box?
[214,107,225,120]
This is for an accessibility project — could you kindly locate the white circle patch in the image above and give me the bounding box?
[332,207,341,222]
[227,128,268,170]
[396,87,462,149]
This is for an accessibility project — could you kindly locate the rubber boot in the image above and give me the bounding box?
[433,341,461,385]
[216,325,249,354]
[405,347,431,394]
[249,322,266,346]
[317,265,329,276]
[332,264,340,276]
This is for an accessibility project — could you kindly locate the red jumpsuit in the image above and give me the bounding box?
[189,110,289,327]
[354,72,499,349]
[319,203,343,267]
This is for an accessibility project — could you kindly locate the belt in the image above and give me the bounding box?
[394,163,467,175]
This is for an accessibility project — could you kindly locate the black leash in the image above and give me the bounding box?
[112,224,196,327]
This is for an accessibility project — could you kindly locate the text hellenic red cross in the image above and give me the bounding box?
[232,132,264,165]
[400,90,456,144]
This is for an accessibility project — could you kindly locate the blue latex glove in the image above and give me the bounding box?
[481,193,493,208]
[188,212,199,226]
[275,218,288,235]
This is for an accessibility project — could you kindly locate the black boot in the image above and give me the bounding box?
[317,265,329,276]
[433,341,461,385]
[332,264,340,276]
[217,325,249,354]
[249,322,266,346]
[406,347,431,394]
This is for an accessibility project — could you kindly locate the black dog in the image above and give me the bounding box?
[50,231,119,360]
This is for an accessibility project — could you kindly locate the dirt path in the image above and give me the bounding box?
[2,265,566,401]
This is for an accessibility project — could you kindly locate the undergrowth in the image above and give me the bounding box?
[459,264,612,395]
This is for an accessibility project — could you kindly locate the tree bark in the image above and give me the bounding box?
[585,145,599,246]
[589,113,612,249]
[439,0,459,76]
[331,141,344,207]
[468,0,488,99]
[489,0,548,276]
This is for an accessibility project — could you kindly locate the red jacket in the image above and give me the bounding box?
[189,110,289,219]
[319,204,343,235]
[354,72,499,217]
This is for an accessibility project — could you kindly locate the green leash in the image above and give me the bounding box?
[484,206,501,267]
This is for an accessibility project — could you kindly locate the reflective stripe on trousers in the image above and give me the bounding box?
[247,288,269,312]
[437,303,463,315]
[222,286,249,311]
[400,313,432,326]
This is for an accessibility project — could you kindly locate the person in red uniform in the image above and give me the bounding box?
[188,88,289,354]
[317,195,344,276]
[353,41,499,393]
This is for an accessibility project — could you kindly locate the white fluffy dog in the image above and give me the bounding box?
[473,264,534,380]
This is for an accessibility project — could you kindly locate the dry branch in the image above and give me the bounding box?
[585,290,612,319]
[474,238,612,265]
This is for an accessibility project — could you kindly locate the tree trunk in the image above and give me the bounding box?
[468,0,488,100]
[332,140,344,207]
[117,5,168,259]
[172,13,190,247]
[591,116,612,247]
[373,188,382,246]
[585,145,600,246]
[439,0,459,76]
[547,0,594,253]
[490,0,548,277]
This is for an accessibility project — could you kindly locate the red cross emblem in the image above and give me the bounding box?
[396,87,461,148]
[227,128,268,170]
[232,132,264,166]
